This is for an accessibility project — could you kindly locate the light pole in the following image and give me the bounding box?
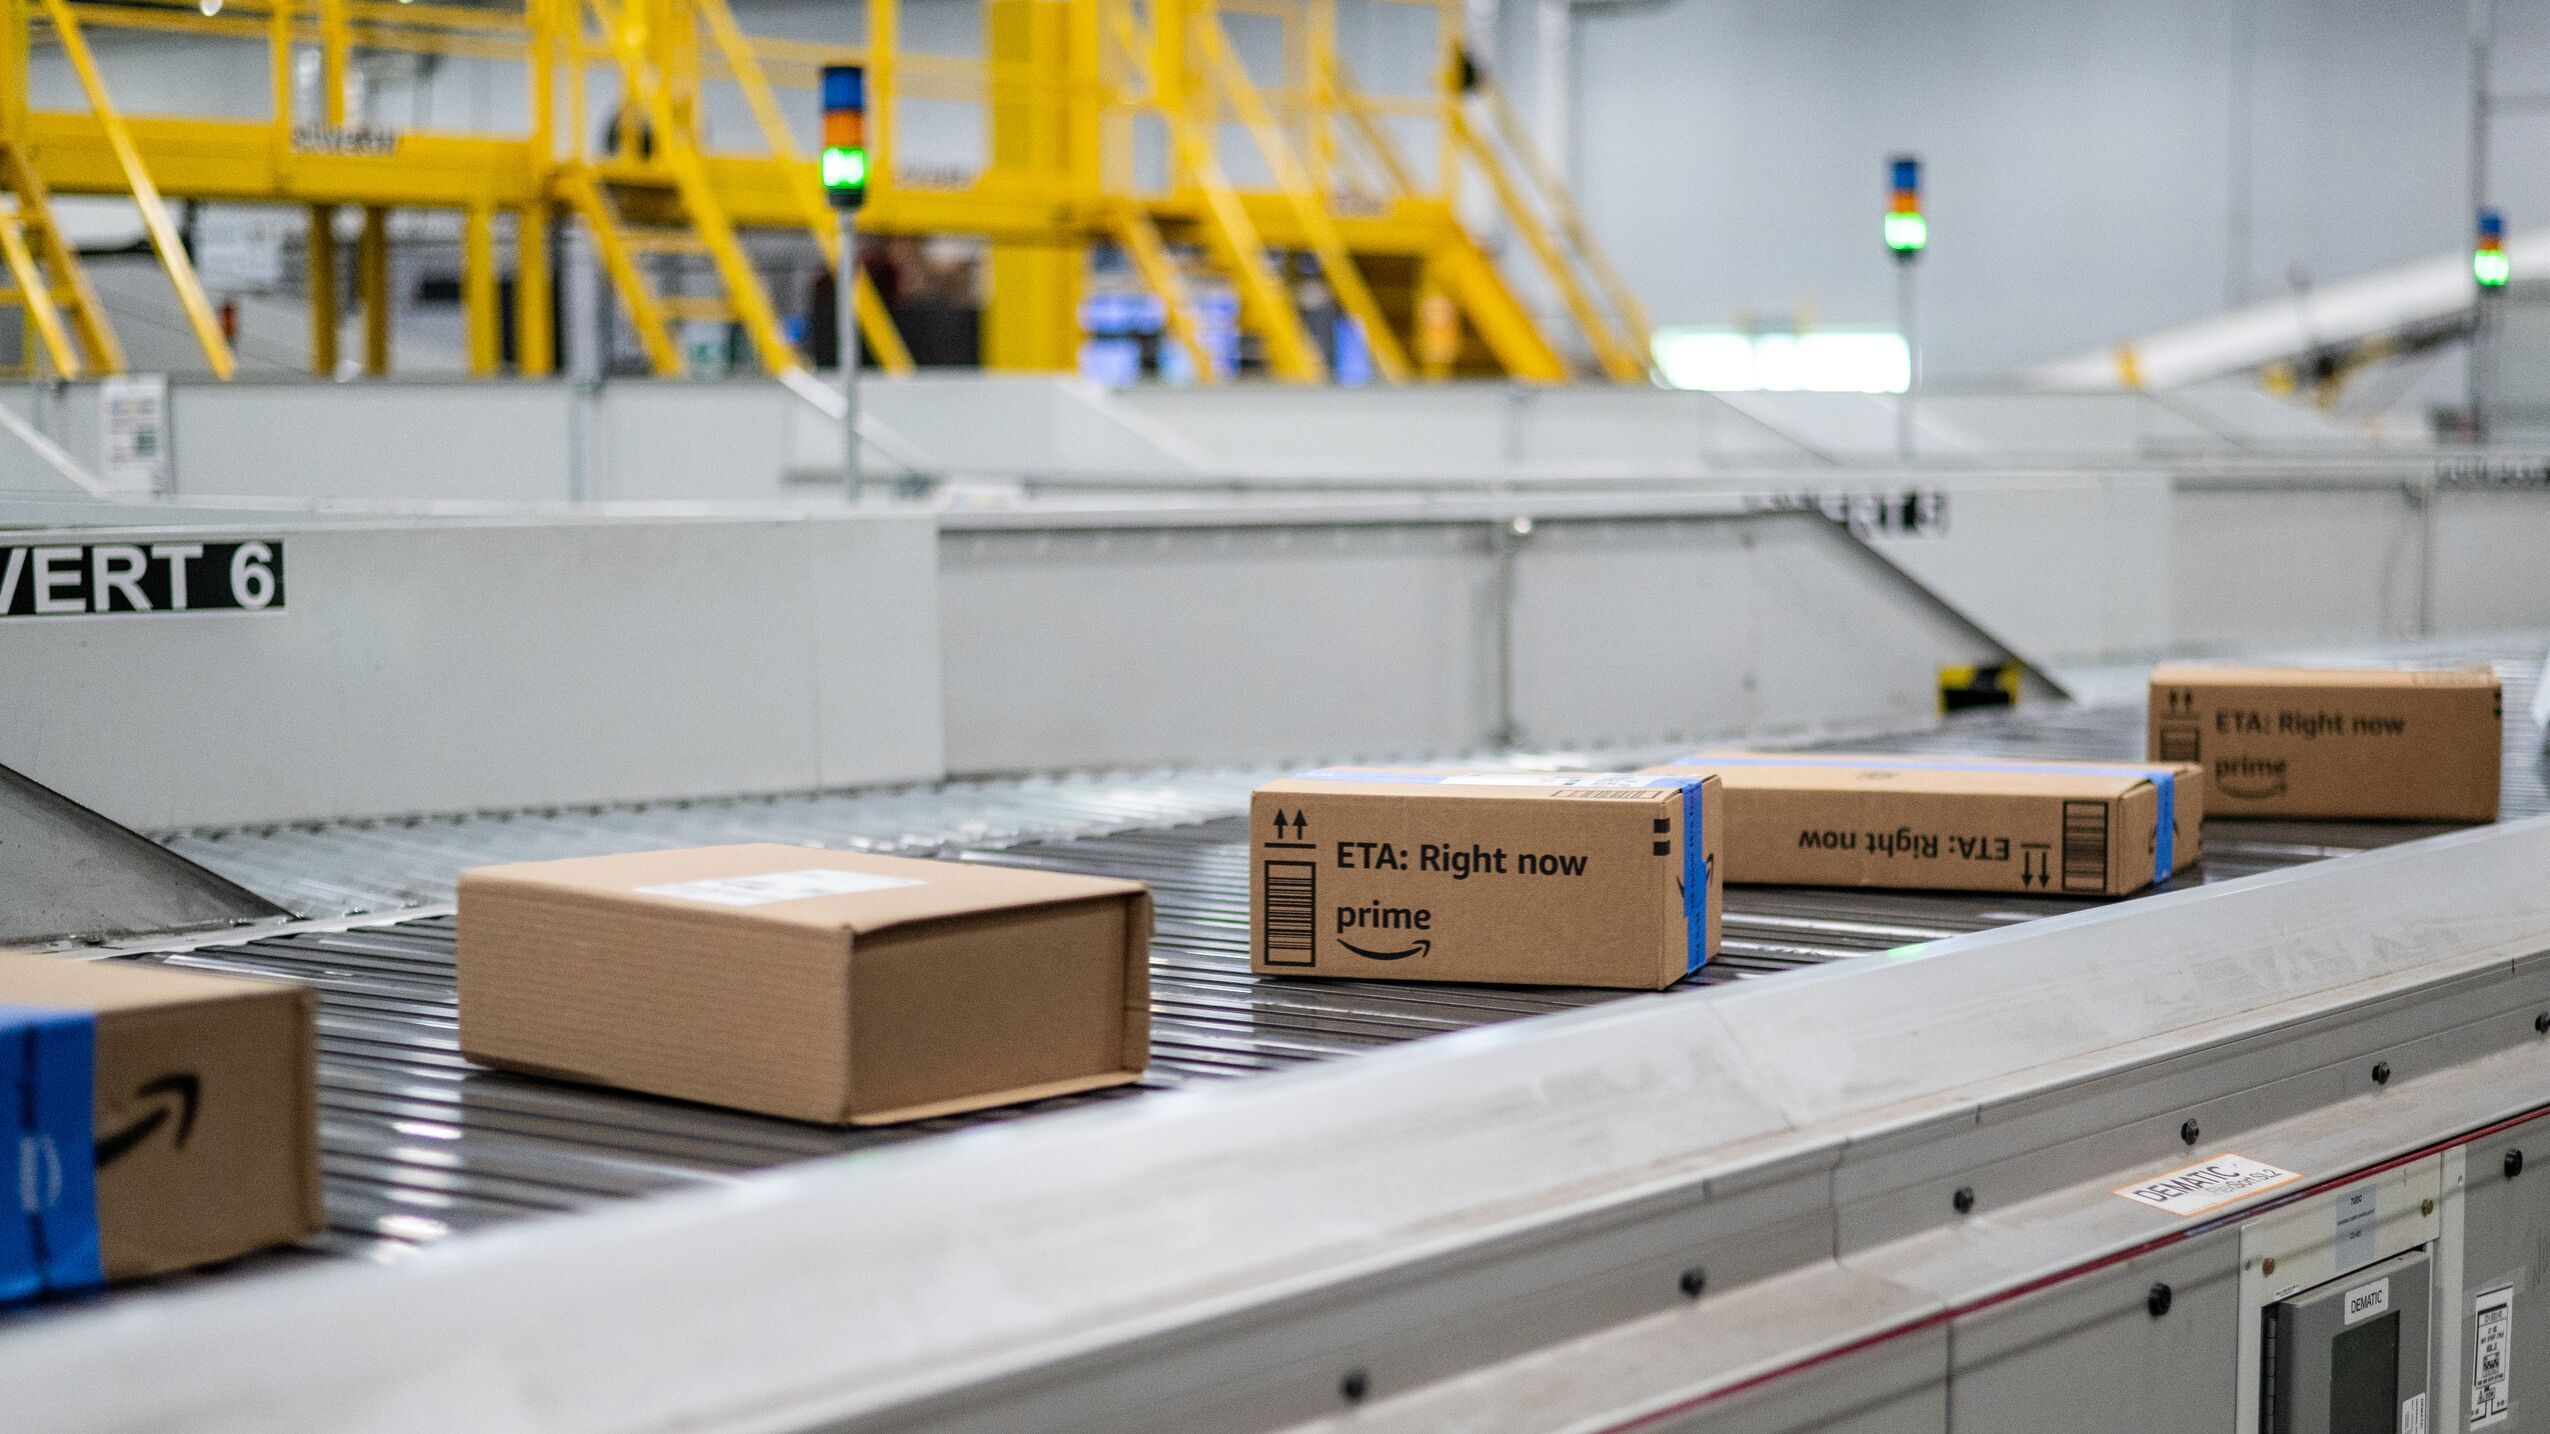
[2470,0,2493,442]
[1885,155,1927,461]
[820,65,870,500]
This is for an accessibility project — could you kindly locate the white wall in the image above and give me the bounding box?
[1507,0,2550,382]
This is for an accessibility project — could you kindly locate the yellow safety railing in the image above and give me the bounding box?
[34,0,232,376]
[5,0,1642,384]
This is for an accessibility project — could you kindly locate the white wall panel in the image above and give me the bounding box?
[0,515,944,827]
[2170,485,2423,651]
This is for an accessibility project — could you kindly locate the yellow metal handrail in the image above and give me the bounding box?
[1448,102,1640,381]
[5,0,1635,384]
[1481,83,1649,366]
[583,0,800,378]
[0,212,79,375]
[689,0,914,373]
[1194,12,1407,381]
[36,0,232,376]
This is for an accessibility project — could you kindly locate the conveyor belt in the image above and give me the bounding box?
[46,649,2547,1303]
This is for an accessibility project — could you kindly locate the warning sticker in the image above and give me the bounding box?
[636,869,922,907]
[2111,1154,2305,1218]
[2473,1284,2514,1429]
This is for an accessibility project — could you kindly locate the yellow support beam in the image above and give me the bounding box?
[319,0,352,123]
[1110,206,1219,382]
[358,205,390,374]
[1195,14,1408,382]
[516,201,554,375]
[0,213,79,376]
[559,166,682,375]
[462,202,500,374]
[308,204,339,375]
[37,0,235,377]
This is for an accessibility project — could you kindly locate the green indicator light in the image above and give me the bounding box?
[2476,248,2511,287]
[1884,211,1928,254]
[821,145,869,191]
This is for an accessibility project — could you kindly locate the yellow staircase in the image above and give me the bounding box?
[0,150,120,377]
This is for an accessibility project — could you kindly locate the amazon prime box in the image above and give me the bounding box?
[1248,770,1721,990]
[2148,665,2502,822]
[1643,753,2204,896]
[1,950,321,1303]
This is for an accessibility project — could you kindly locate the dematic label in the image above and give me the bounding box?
[2111,1153,2304,1218]
[2343,1276,2392,1326]
[0,540,284,618]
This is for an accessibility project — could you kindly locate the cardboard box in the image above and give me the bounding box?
[1248,770,1721,990]
[1643,753,2204,896]
[458,845,1152,1125]
[0,950,321,1303]
[2148,665,2503,822]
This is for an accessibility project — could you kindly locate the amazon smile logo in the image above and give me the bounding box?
[1339,938,1431,961]
[96,1073,200,1169]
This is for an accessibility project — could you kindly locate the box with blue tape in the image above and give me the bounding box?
[1643,753,2204,897]
[2147,664,2501,822]
[1,950,319,1304]
[1248,770,1722,989]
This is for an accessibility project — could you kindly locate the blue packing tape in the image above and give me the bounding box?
[1670,754,2179,887]
[0,1004,102,1304]
[1673,776,1710,976]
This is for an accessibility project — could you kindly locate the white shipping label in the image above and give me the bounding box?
[635,869,923,907]
[2111,1154,2306,1218]
[2473,1284,2514,1429]
[2344,1277,2391,1326]
[2401,1391,2427,1434]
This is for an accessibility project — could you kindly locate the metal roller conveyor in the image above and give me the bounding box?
[77,645,2539,1287]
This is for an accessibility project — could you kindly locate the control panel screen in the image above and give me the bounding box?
[2329,1310,2400,1434]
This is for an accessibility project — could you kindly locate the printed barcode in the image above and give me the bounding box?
[2061,800,2110,893]
[1551,789,1661,800]
[1262,859,1317,967]
[2156,725,2200,763]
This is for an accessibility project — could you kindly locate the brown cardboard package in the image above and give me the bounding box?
[2147,665,2502,822]
[1643,753,2204,896]
[458,845,1151,1125]
[1248,770,1721,990]
[0,950,321,1297]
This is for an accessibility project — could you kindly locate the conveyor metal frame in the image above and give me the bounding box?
[12,806,2550,1432]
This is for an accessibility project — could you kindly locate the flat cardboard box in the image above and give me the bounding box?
[458,845,1151,1126]
[1248,770,1721,990]
[2148,665,2502,822]
[0,950,321,1302]
[1643,752,2204,896]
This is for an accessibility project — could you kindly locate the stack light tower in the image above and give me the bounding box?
[1887,155,1923,460]
[2475,208,2510,288]
[1884,157,1927,258]
[822,64,868,498]
[2472,207,2507,443]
